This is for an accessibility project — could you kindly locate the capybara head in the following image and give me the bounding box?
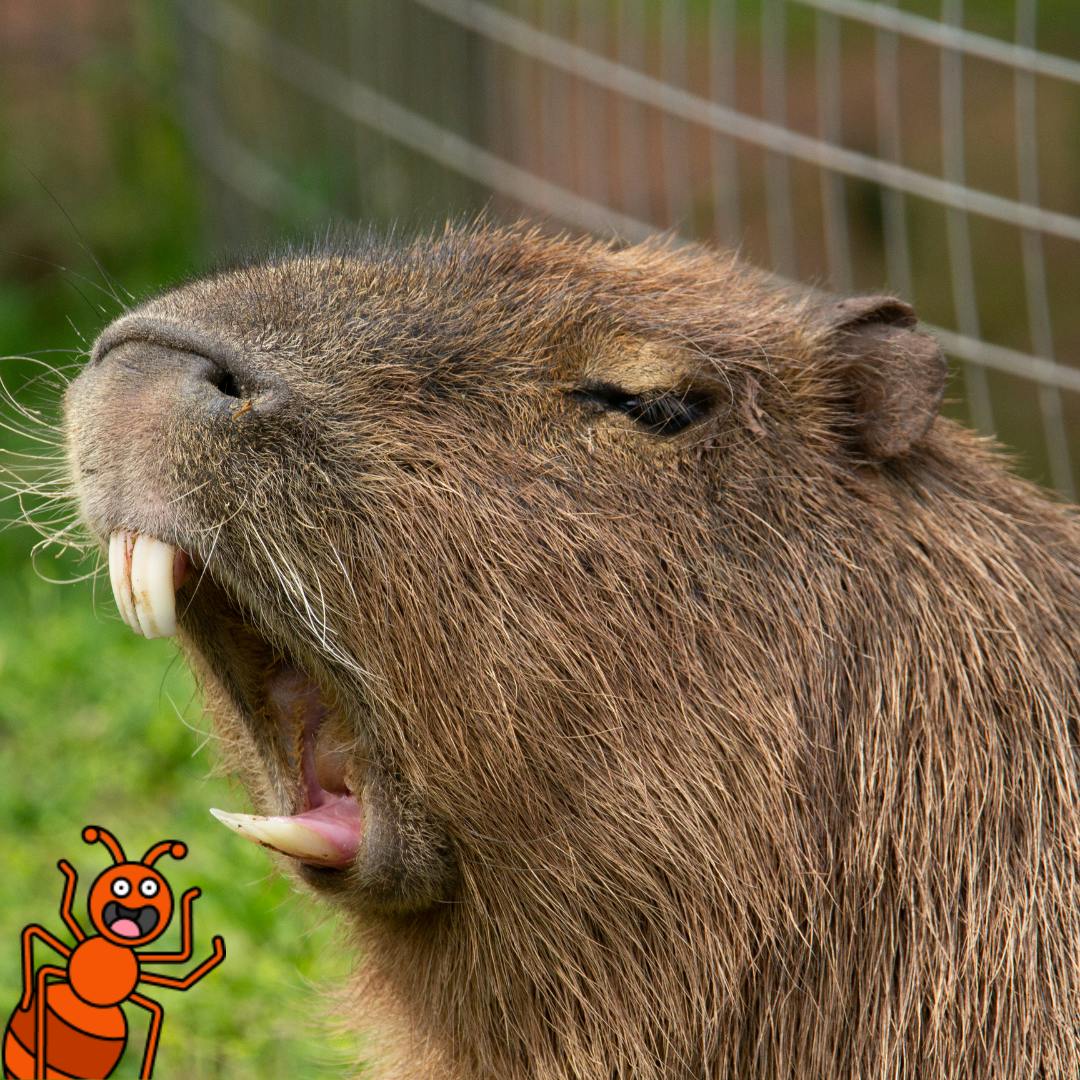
[63,225,1079,1078]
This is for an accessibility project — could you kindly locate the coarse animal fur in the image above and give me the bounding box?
[63,224,1079,1078]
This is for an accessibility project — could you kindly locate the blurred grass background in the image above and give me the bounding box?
[1,1,1078,1077]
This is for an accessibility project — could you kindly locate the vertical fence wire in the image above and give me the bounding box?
[1014,0,1075,497]
[661,2,692,229]
[816,10,854,291]
[481,0,506,201]
[616,0,651,224]
[708,0,741,247]
[539,0,568,195]
[761,0,798,276]
[577,1,610,208]
[873,0,914,300]
[940,0,995,435]
[347,3,370,219]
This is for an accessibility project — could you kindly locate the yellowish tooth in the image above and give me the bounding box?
[208,808,341,864]
[130,535,178,639]
[108,531,139,632]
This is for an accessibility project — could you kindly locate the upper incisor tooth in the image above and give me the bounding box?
[129,535,178,639]
[108,531,139,632]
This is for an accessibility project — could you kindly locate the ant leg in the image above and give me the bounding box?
[56,860,86,941]
[139,888,200,963]
[139,936,225,990]
[33,964,65,1077]
[20,925,71,1010]
[129,992,164,1079]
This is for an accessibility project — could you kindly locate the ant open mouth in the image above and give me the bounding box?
[102,901,159,939]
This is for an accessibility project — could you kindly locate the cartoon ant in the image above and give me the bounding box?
[3,826,225,1079]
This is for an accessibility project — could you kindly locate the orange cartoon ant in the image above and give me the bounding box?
[3,826,225,1079]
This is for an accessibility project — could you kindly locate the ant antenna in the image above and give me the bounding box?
[82,825,126,864]
[141,840,187,867]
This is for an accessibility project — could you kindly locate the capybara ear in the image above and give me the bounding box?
[826,296,948,461]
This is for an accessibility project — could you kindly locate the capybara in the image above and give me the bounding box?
[64,225,1079,1078]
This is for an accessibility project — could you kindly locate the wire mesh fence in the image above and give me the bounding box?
[176,0,1080,496]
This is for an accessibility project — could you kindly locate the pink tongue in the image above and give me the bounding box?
[110,918,141,938]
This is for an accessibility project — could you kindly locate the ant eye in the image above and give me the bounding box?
[111,878,131,898]
[140,879,159,898]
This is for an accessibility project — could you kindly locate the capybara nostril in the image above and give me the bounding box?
[94,339,247,421]
[89,314,290,419]
[207,366,243,401]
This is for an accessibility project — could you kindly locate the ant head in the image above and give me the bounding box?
[82,826,186,947]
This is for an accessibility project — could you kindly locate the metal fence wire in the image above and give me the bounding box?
[177,0,1080,496]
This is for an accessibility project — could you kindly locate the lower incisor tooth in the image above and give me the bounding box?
[208,808,340,864]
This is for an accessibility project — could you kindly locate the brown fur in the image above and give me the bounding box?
[63,225,1078,1078]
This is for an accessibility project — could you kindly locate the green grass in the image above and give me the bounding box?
[0,523,361,1078]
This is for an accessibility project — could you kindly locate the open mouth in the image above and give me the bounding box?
[103,900,159,939]
[109,529,364,870]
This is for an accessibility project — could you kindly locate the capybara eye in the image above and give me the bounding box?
[111,878,131,898]
[570,381,710,436]
[139,879,159,898]
[629,392,711,435]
